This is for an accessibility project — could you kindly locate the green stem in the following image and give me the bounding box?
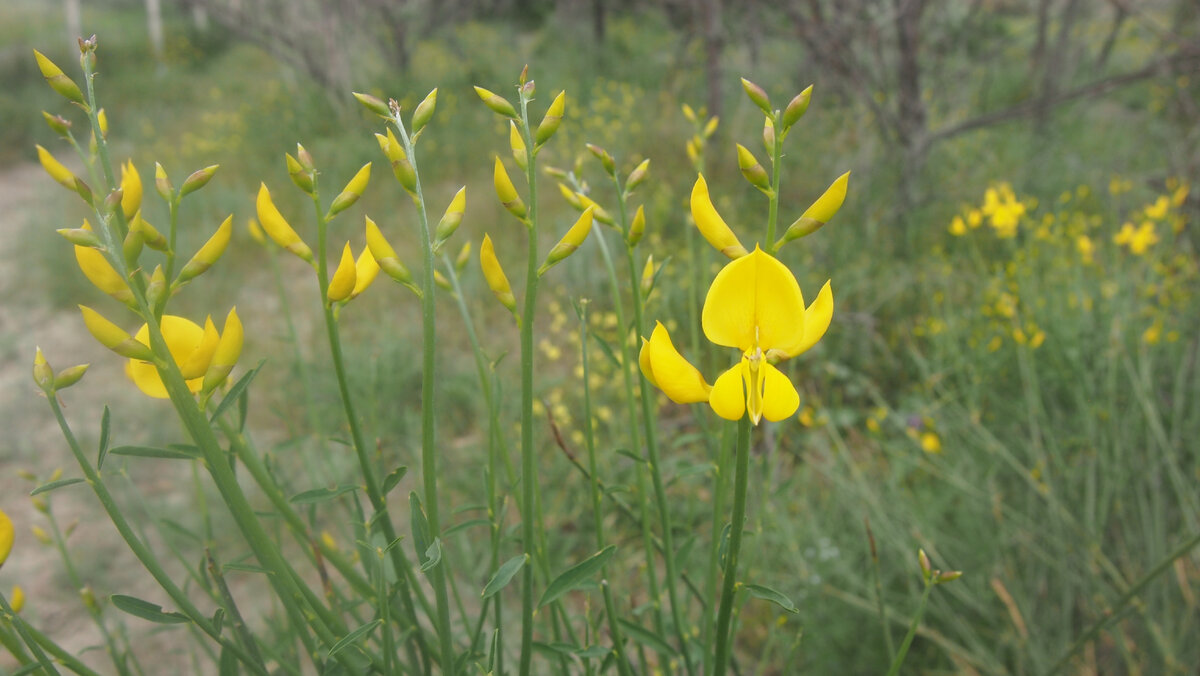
[0,592,60,676]
[712,417,751,676]
[308,185,432,670]
[702,424,733,667]
[0,622,33,667]
[765,115,783,251]
[884,580,935,676]
[517,88,542,676]
[392,113,457,676]
[43,395,270,676]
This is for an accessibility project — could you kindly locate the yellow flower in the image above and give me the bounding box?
[0,508,12,568]
[690,174,748,259]
[640,246,832,425]
[120,161,143,221]
[920,431,942,453]
[126,315,221,398]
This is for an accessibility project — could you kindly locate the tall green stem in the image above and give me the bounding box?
[392,113,457,676]
[517,88,542,676]
[765,117,783,251]
[712,417,751,676]
[884,580,935,676]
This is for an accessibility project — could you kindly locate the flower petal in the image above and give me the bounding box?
[708,362,746,421]
[127,316,206,398]
[702,246,806,352]
[776,280,833,358]
[646,322,711,404]
[761,362,800,422]
[691,174,748,259]
[0,508,13,568]
[637,337,657,388]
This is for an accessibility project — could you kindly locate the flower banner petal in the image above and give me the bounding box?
[703,247,806,352]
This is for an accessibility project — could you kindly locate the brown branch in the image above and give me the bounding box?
[926,44,1200,147]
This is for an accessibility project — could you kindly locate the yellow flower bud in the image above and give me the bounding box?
[131,212,168,251]
[286,153,314,194]
[329,162,372,216]
[781,171,850,245]
[474,86,518,119]
[96,108,108,138]
[74,222,133,304]
[154,162,173,200]
[412,88,437,135]
[177,215,233,284]
[145,265,168,311]
[42,111,70,137]
[539,206,594,275]
[557,182,583,210]
[780,85,813,131]
[350,245,380,300]
[36,144,76,189]
[256,183,314,263]
[628,205,646,247]
[510,121,528,171]
[494,157,527,220]
[625,159,650,193]
[30,496,47,514]
[33,347,53,390]
[640,254,656,297]
[120,161,143,220]
[434,186,467,247]
[736,144,771,193]
[535,91,566,146]
[33,49,85,105]
[454,241,471,271]
[682,103,697,123]
[32,525,53,545]
[53,363,90,390]
[587,143,615,175]
[327,242,358,302]
[376,130,416,192]
[690,174,748,259]
[434,269,452,292]
[741,77,772,114]
[703,116,719,138]
[480,234,517,314]
[352,91,390,117]
[574,193,614,226]
[364,216,415,287]
[180,165,219,197]
[762,116,775,155]
[80,306,153,360]
[122,222,144,267]
[247,218,266,246]
[179,316,220,380]
[10,585,24,613]
[203,308,244,393]
[57,227,102,247]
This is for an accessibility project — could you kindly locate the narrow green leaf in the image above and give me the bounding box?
[30,477,85,496]
[108,445,200,460]
[12,664,43,676]
[97,405,111,469]
[218,645,237,676]
[209,360,264,424]
[666,463,713,486]
[160,519,202,544]
[381,466,408,496]
[211,607,225,634]
[590,332,622,368]
[577,645,612,659]
[617,619,677,656]
[409,492,432,564]
[615,448,645,464]
[538,545,616,608]
[482,554,526,598]
[110,594,190,624]
[222,563,271,574]
[288,485,359,505]
[327,619,381,658]
[443,518,490,538]
[743,583,799,613]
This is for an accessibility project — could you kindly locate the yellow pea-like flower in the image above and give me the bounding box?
[643,247,832,425]
[256,183,314,263]
[80,305,153,360]
[480,234,517,314]
[36,144,76,189]
[327,242,358,302]
[350,245,380,300]
[125,315,210,397]
[120,161,143,220]
[494,157,527,220]
[0,507,13,568]
[203,308,243,393]
[177,215,234,284]
[74,220,134,304]
[690,174,748,259]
